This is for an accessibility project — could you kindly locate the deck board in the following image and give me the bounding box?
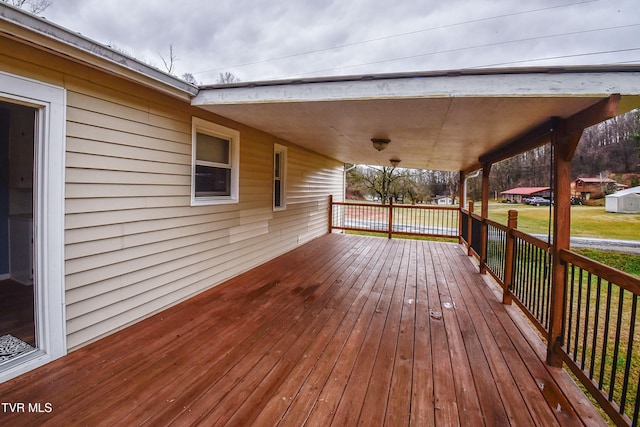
[431,241,487,427]
[0,234,606,426]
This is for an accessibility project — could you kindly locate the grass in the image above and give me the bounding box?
[574,248,640,277]
[488,203,640,240]
[485,202,640,279]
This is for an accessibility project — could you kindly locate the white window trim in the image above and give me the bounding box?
[191,117,240,206]
[273,143,287,211]
[0,71,67,383]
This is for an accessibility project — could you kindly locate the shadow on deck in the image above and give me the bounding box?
[0,234,605,425]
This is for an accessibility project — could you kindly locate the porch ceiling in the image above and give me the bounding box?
[193,66,640,172]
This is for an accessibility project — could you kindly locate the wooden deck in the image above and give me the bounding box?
[0,234,605,426]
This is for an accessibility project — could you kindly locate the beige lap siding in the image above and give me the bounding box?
[0,34,343,351]
[0,35,346,351]
[62,82,342,349]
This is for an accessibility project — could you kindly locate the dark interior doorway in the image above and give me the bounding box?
[0,100,36,362]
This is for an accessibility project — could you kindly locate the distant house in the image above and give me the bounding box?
[436,196,453,205]
[571,177,618,199]
[500,187,551,203]
[605,186,640,213]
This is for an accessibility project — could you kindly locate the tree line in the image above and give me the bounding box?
[347,109,640,204]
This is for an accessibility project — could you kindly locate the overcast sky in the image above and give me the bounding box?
[40,0,639,85]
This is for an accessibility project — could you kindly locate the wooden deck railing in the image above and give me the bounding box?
[511,228,553,337]
[459,203,640,427]
[559,249,639,427]
[329,196,459,239]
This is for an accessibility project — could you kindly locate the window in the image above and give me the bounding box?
[191,117,239,205]
[273,143,287,210]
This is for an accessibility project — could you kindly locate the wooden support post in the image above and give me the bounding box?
[467,201,474,256]
[388,197,393,239]
[545,98,619,365]
[503,210,518,305]
[328,194,333,234]
[458,170,465,244]
[547,120,579,367]
[480,165,491,274]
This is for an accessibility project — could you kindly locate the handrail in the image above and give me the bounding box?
[330,199,459,239]
[559,249,640,295]
[470,212,483,221]
[331,200,458,211]
[484,217,508,232]
[512,229,551,250]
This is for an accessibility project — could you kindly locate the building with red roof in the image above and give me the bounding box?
[500,187,551,203]
[571,177,618,199]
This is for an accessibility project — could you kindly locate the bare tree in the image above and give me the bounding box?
[158,44,177,75]
[2,0,52,13]
[573,109,640,177]
[181,73,198,85]
[216,72,240,84]
[354,165,410,204]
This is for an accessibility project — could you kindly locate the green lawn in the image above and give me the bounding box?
[488,203,640,240]
[488,202,640,278]
[573,248,640,277]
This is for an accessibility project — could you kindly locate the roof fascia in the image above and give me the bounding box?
[194,68,640,105]
[0,4,198,101]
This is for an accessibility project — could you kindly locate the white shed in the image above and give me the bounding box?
[605,186,640,213]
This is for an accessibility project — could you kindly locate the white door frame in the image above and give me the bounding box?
[0,71,66,382]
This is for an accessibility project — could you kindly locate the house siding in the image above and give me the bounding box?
[1,37,343,350]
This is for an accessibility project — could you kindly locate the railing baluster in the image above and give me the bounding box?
[589,276,602,379]
[567,264,575,357]
[542,250,551,329]
[534,247,542,321]
[575,268,584,362]
[526,243,533,310]
[530,244,537,311]
[631,375,640,427]
[518,241,524,299]
[610,290,624,402]
[619,293,637,414]
[633,374,640,427]
[581,273,593,371]
[519,243,526,305]
[599,281,613,390]
[539,247,545,320]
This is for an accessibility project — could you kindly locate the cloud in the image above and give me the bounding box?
[41,0,640,83]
